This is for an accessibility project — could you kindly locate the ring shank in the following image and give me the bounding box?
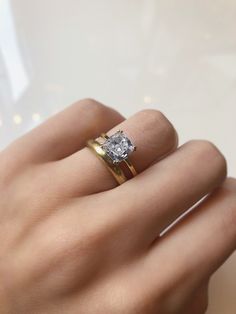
[87,139,127,185]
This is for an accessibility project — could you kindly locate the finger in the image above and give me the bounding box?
[111,140,226,247]
[4,99,124,164]
[55,109,178,196]
[144,178,236,292]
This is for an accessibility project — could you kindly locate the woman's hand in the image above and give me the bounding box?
[0,99,235,314]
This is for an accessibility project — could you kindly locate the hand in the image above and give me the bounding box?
[0,99,235,314]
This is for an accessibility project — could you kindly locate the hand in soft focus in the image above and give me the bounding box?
[0,99,235,314]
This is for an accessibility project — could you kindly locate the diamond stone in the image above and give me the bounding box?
[102,131,135,163]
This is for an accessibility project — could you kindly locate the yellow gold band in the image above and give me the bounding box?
[87,139,127,185]
[123,158,137,177]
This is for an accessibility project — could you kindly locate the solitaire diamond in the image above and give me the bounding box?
[102,131,135,163]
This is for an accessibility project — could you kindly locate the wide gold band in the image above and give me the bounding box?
[87,133,137,185]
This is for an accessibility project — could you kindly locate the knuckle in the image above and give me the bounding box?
[188,139,216,154]
[138,109,178,147]
[79,97,101,107]
[188,139,220,157]
[74,98,108,119]
[138,109,169,127]
[73,99,124,130]
[188,139,227,176]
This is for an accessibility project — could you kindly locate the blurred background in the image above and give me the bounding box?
[0,0,236,312]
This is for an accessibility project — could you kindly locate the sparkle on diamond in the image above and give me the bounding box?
[102,131,135,163]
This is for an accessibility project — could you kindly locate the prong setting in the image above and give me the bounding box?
[101,130,135,164]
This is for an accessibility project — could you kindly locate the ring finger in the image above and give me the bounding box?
[55,109,178,196]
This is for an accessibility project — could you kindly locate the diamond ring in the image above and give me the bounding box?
[87,130,137,185]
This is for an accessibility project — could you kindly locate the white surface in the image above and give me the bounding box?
[0,1,236,313]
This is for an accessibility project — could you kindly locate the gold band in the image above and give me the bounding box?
[87,139,127,185]
[123,158,137,177]
[87,132,137,185]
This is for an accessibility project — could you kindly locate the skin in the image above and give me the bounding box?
[0,98,235,314]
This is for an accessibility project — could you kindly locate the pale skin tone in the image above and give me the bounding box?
[0,99,235,314]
